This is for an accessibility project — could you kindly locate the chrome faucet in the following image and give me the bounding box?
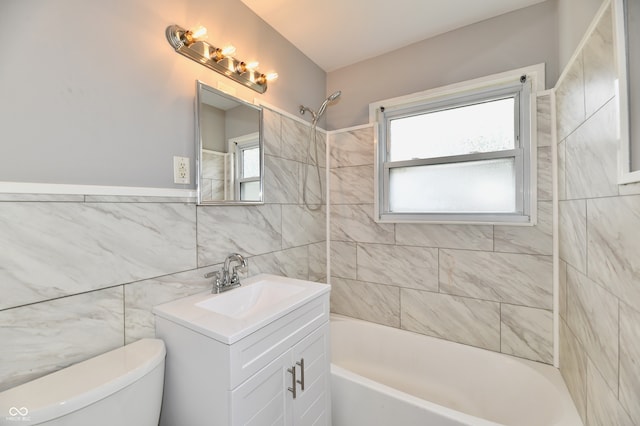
[204,253,248,293]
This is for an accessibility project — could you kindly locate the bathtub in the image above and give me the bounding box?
[330,314,583,426]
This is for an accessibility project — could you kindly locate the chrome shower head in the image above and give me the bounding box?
[316,90,342,119]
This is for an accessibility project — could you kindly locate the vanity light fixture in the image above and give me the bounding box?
[165,24,277,94]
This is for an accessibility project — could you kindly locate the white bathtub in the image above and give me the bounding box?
[330,315,583,426]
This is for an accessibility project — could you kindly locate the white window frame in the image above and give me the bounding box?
[228,132,261,200]
[370,64,544,225]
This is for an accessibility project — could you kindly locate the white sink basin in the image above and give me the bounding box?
[195,280,306,319]
[153,274,330,344]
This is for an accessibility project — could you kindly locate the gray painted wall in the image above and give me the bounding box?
[0,0,325,189]
[557,0,604,70]
[326,0,559,130]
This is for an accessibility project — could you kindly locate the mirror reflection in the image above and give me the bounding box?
[196,80,263,204]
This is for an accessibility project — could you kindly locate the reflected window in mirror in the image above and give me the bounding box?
[196,80,264,204]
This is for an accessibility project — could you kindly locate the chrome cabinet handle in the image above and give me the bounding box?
[287,366,297,399]
[296,358,305,391]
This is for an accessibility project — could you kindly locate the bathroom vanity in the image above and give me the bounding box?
[153,274,331,426]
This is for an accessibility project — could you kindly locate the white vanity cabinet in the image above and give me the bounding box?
[231,323,329,425]
[153,274,331,426]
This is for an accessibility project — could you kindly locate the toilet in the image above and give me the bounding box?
[0,338,165,426]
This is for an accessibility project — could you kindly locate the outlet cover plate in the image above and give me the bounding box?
[173,156,190,184]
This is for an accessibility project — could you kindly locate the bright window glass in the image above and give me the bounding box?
[389,98,515,161]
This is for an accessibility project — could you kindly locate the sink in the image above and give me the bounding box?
[153,274,330,344]
[195,280,306,319]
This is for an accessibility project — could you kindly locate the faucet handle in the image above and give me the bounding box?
[204,270,220,280]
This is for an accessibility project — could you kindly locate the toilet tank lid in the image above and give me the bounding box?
[0,338,165,424]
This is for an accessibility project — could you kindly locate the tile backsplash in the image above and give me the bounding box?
[0,107,326,392]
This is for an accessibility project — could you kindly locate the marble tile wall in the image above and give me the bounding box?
[0,107,326,391]
[329,92,555,364]
[556,5,640,424]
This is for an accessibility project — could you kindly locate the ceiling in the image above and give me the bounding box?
[240,0,548,72]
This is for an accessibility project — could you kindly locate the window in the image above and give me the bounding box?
[230,133,261,201]
[375,71,536,224]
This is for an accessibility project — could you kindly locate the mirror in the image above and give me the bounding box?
[196,80,263,204]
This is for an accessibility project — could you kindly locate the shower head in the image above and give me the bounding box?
[316,90,342,119]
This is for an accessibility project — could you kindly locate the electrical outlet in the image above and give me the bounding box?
[173,156,190,184]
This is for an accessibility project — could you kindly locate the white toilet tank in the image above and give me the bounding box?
[0,338,165,426]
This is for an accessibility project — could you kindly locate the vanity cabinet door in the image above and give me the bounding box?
[230,351,293,426]
[291,323,330,426]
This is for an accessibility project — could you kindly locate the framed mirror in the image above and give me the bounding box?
[196,80,264,204]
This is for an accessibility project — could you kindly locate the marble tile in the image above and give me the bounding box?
[556,52,585,142]
[500,304,553,363]
[201,150,225,180]
[330,277,400,327]
[0,202,196,310]
[565,99,618,199]
[536,94,552,147]
[356,244,438,291]
[308,242,327,282]
[310,129,327,168]
[298,164,326,206]
[619,304,640,424]
[330,204,394,244]
[197,204,281,266]
[123,266,219,344]
[249,247,309,281]
[281,116,309,163]
[282,204,325,248]
[330,241,356,279]
[558,140,567,200]
[330,165,374,205]
[263,154,299,204]
[587,195,640,303]
[329,126,374,168]
[559,260,568,320]
[587,359,634,426]
[494,201,552,255]
[537,146,553,201]
[0,286,124,392]
[559,199,587,273]
[566,267,619,393]
[583,6,616,117]
[0,193,85,202]
[395,223,493,251]
[200,178,213,202]
[560,319,587,423]
[439,249,553,309]
[401,289,500,351]
[262,107,282,157]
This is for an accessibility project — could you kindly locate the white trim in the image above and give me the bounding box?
[255,100,327,132]
[551,89,560,369]
[326,122,375,135]
[0,181,196,197]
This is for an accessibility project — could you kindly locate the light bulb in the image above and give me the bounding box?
[190,26,207,40]
[245,61,259,70]
[221,45,236,56]
[266,72,278,81]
